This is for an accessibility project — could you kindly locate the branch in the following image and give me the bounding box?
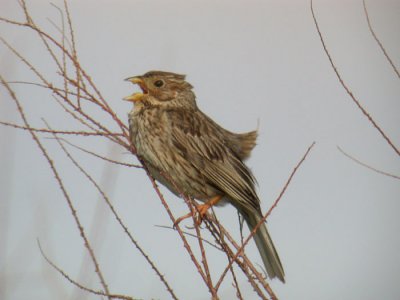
[363,0,400,79]
[218,142,316,292]
[38,240,134,300]
[0,121,120,137]
[53,137,142,168]
[0,75,111,298]
[337,146,400,180]
[45,123,179,300]
[310,0,400,157]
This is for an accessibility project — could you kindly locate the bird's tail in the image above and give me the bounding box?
[243,212,285,282]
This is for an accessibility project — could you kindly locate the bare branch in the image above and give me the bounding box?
[0,121,121,137]
[45,125,178,300]
[56,137,142,168]
[217,142,316,295]
[0,74,111,298]
[37,240,135,300]
[337,146,400,180]
[310,0,400,157]
[155,225,223,251]
[363,0,400,79]
[208,219,269,299]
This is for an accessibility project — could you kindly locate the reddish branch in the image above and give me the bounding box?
[337,146,400,180]
[310,0,400,157]
[47,126,178,300]
[38,240,133,300]
[363,0,400,79]
[0,75,111,299]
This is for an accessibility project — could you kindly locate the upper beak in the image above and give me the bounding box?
[125,76,144,85]
[124,76,145,103]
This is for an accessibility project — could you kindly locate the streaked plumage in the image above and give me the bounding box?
[124,71,285,282]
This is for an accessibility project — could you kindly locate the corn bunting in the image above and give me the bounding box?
[124,71,285,282]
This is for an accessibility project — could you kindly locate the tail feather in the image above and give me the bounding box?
[225,130,258,161]
[244,212,285,282]
[201,111,258,161]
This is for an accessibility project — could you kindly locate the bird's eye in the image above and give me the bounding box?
[154,80,164,87]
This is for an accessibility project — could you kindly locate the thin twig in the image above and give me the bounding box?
[207,219,269,299]
[229,262,244,300]
[218,142,315,295]
[337,146,400,179]
[5,81,92,101]
[0,36,125,146]
[46,124,179,300]
[200,209,270,298]
[0,75,111,298]
[0,121,121,137]
[1,10,129,140]
[54,137,142,168]
[155,225,223,251]
[363,0,400,79]
[142,164,211,286]
[50,3,70,104]
[310,0,400,157]
[64,0,83,108]
[189,208,217,297]
[37,240,135,300]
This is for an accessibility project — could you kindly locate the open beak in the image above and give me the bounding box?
[124,76,147,103]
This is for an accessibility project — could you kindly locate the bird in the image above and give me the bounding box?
[124,70,285,282]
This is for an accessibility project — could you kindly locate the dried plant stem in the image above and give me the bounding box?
[0,75,111,299]
[193,214,218,298]
[38,241,134,300]
[155,159,285,299]
[217,142,315,297]
[57,138,141,168]
[207,220,269,300]
[47,127,179,300]
[337,146,400,180]
[155,225,223,251]
[0,121,120,137]
[63,0,83,108]
[310,0,400,157]
[144,168,211,286]
[0,36,127,147]
[363,0,400,79]
[4,81,89,100]
[1,8,129,139]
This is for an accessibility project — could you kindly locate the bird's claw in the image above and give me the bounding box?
[173,204,211,228]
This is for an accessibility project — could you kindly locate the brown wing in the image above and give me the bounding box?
[168,109,260,212]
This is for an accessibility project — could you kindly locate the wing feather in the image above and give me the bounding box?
[169,109,260,211]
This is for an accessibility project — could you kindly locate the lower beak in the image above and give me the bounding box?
[123,93,144,102]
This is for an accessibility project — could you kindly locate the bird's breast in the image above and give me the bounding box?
[129,108,169,165]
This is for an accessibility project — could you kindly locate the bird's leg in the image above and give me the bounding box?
[196,195,223,219]
[173,195,223,227]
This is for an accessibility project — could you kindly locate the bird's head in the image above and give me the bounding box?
[124,71,197,109]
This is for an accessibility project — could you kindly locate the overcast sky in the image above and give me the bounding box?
[1,1,399,299]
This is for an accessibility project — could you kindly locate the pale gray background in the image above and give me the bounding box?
[1,0,399,299]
